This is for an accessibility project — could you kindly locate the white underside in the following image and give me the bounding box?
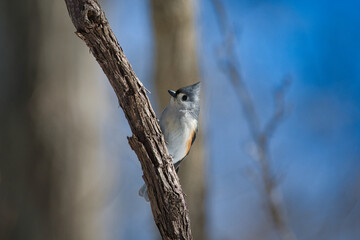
[160,107,197,164]
[139,103,198,201]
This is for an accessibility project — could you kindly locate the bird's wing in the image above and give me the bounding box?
[191,125,198,145]
[174,160,182,173]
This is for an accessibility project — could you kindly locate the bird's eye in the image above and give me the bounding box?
[182,95,188,101]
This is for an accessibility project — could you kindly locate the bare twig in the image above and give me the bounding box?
[264,76,292,138]
[64,0,192,239]
[212,0,260,141]
[211,0,296,240]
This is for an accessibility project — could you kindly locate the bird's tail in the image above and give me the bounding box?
[138,183,150,202]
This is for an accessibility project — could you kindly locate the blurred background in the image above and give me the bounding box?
[1,0,359,239]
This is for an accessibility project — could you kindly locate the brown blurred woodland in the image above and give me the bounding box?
[0,1,108,239]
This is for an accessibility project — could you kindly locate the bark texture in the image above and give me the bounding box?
[150,1,207,239]
[64,0,192,239]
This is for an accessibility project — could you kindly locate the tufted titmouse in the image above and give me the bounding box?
[139,82,201,201]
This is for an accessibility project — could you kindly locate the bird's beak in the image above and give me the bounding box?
[168,90,177,98]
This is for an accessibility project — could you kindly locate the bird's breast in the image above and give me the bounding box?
[160,110,197,164]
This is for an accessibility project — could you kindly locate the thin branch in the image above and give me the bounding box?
[63,1,192,239]
[212,0,260,141]
[211,1,296,240]
[264,76,292,138]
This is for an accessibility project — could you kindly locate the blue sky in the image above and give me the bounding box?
[102,0,360,239]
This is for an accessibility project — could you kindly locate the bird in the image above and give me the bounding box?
[139,82,201,201]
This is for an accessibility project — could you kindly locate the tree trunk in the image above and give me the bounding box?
[63,0,193,239]
[150,1,207,239]
[0,1,107,239]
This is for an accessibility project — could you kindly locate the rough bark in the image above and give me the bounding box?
[64,0,192,239]
[150,1,207,239]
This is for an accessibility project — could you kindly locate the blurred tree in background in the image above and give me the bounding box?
[1,0,359,239]
[0,1,108,239]
[150,0,207,239]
